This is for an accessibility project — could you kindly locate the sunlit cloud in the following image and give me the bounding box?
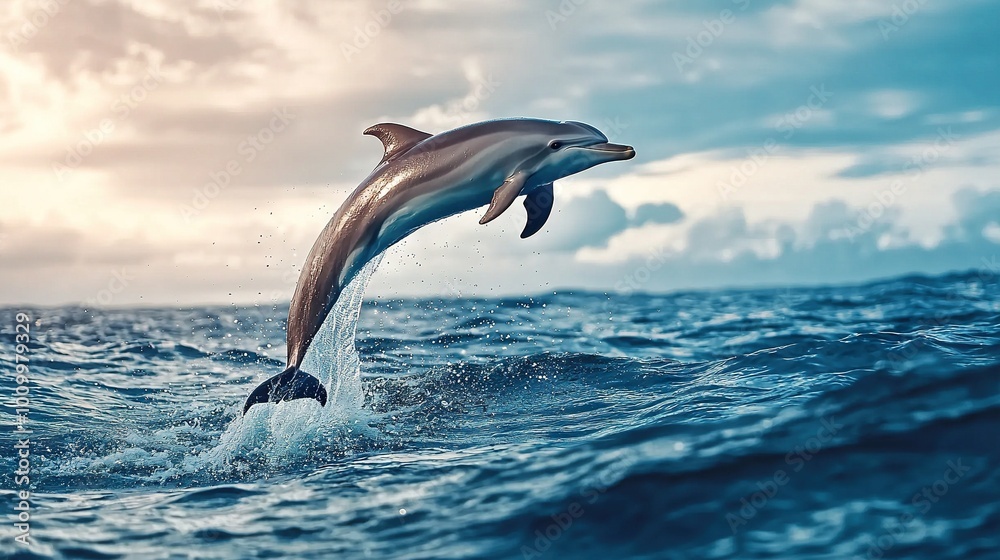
[1,0,998,305]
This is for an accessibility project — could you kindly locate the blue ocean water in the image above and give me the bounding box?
[2,269,999,559]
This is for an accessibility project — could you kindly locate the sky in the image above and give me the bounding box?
[1,0,998,306]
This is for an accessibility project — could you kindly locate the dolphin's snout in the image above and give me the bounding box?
[584,142,636,160]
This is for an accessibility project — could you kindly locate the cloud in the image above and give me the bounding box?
[532,190,629,252]
[834,158,911,179]
[509,189,683,254]
[631,202,685,226]
[946,187,1000,242]
[683,207,790,262]
[1,0,1000,304]
[9,0,252,81]
[602,187,1000,287]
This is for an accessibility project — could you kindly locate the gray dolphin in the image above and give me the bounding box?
[243,117,635,414]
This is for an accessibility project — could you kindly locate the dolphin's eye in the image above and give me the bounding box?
[549,141,562,150]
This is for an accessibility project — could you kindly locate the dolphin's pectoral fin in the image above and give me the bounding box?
[364,123,433,165]
[480,173,528,225]
[521,183,554,238]
[242,366,328,415]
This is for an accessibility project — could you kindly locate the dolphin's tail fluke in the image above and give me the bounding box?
[242,366,328,415]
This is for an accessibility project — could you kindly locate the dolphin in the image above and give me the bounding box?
[243,118,635,414]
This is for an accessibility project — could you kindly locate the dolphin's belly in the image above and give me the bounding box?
[328,140,520,300]
[371,175,498,256]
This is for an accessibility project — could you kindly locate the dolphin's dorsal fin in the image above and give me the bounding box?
[364,123,433,164]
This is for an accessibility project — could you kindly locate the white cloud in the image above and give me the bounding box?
[1,0,999,304]
[408,58,496,130]
[867,89,921,119]
[983,223,1000,244]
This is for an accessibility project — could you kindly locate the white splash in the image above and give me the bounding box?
[190,256,384,472]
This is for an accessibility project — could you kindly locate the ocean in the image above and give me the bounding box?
[2,268,999,559]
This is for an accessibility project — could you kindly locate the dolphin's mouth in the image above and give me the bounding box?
[579,142,636,159]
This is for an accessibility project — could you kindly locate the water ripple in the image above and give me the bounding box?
[2,271,998,559]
